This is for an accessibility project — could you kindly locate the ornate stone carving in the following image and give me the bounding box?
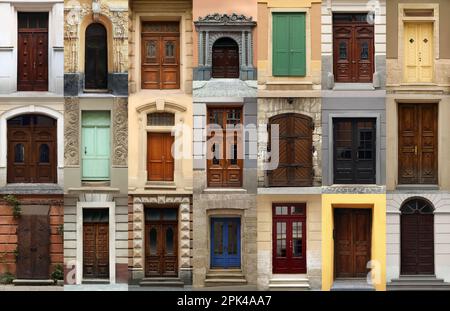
[112,98,128,167]
[64,97,80,166]
[197,13,254,24]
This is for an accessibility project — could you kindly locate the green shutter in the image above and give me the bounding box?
[273,13,306,76]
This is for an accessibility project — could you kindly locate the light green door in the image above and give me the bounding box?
[82,111,110,180]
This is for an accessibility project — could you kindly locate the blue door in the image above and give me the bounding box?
[210,218,241,268]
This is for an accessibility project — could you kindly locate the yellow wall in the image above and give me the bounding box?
[321,194,386,291]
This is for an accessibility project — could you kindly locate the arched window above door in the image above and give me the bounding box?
[401,198,434,214]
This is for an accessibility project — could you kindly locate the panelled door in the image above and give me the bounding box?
[141,22,180,89]
[85,23,108,90]
[404,23,433,83]
[147,133,174,182]
[211,218,241,268]
[333,118,376,184]
[145,208,178,277]
[82,111,110,181]
[7,114,57,183]
[207,107,243,187]
[268,113,313,187]
[272,203,307,274]
[17,12,48,91]
[334,209,372,278]
[16,215,50,279]
[401,199,434,275]
[333,13,374,83]
[83,209,109,279]
[398,103,437,185]
[212,37,239,78]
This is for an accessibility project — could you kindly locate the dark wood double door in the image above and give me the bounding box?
[83,209,109,279]
[333,13,374,83]
[17,12,48,91]
[398,103,438,185]
[212,38,239,78]
[334,209,371,278]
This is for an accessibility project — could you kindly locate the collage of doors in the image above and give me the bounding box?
[0,0,449,292]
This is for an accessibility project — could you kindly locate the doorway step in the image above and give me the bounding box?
[140,277,184,287]
[269,274,310,291]
[387,275,450,291]
[12,279,54,286]
[205,269,247,287]
[82,279,110,285]
[330,279,375,291]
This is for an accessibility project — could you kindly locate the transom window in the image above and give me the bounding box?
[147,112,175,126]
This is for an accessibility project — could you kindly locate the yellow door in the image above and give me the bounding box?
[404,22,433,83]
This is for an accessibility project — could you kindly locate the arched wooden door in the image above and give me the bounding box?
[85,23,108,90]
[212,37,239,78]
[268,113,313,187]
[401,198,434,275]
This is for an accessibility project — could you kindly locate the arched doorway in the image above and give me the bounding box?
[85,23,108,90]
[7,114,57,183]
[212,37,239,78]
[401,198,434,275]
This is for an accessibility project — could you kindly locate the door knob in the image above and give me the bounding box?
[84,147,87,155]
[33,61,36,69]
[414,145,418,156]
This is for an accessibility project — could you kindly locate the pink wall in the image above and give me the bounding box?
[192,0,258,68]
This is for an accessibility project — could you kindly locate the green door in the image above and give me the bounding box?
[273,13,306,76]
[82,111,110,180]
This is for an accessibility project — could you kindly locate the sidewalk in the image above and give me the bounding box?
[0,285,63,291]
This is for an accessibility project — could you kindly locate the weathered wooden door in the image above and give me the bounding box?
[333,118,376,184]
[272,203,307,273]
[147,133,174,182]
[211,218,241,268]
[17,12,48,91]
[398,103,437,184]
[207,107,243,187]
[268,114,313,187]
[82,111,110,181]
[333,13,374,83]
[141,22,180,89]
[404,23,433,83]
[85,23,108,90]
[145,208,178,277]
[334,209,371,278]
[83,209,109,279]
[401,199,434,275]
[7,114,57,183]
[212,38,239,78]
[17,215,50,279]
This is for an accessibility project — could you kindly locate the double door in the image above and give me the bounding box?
[83,209,109,279]
[211,218,241,268]
[404,23,433,83]
[212,38,239,78]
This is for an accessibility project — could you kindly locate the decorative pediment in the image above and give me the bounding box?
[195,13,256,28]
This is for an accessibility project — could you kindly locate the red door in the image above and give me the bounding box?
[273,203,307,273]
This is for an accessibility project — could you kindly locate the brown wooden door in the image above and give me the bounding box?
[83,210,109,279]
[334,209,371,278]
[147,133,174,182]
[145,208,178,277]
[17,215,50,279]
[17,12,48,91]
[212,37,239,78]
[85,23,107,90]
[398,103,437,185]
[207,107,243,187]
[141,22,180,89]
[268,114,313,187]
[333,13,374,83]
[7,114,57,183]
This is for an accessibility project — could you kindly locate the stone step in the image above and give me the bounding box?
[269,283,310,291]
[331,279,375,291]
[140,277,184,287]
[206,273,245,279]
[204,278,247,287]
[82,279,110,285]
[13,279,55,286]
[390,275,444,282]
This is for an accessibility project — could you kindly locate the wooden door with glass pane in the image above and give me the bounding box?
[17,12,48,91]
[210,218,241,268]
[145,208,178,277]
[207,107,243,187]
[83,209,109,279]
[404,23,433,83]
[141,22,180,89]
[333,13,374,83]
[272,203,307,273]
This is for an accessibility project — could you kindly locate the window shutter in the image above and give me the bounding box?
[289,14,306,76]
[273,14,290,75]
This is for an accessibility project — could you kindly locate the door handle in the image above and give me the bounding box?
[414,145,418,156]
[33,61,36,69]
[84,147,87,155]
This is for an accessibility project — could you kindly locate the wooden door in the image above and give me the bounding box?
[268,114,313,187]
[401,199,434,275]
[211,218,241,268]
[7,114,57,183]
[83,209,109,279]
[147,133,174,182]
[141,22,180,89]
[333,118,376,184]
[398,103,437,185]
[145,208,178,277]
[334,209,372,278]
[404,23,433,83]
[333,13,374,83]
[82,111,110,181]
[207,107,243,187]
[85,23,107,90]
[16,215,50,279]
[272,203,307,273]
[212,38,239,78]
[17,12,48,91]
